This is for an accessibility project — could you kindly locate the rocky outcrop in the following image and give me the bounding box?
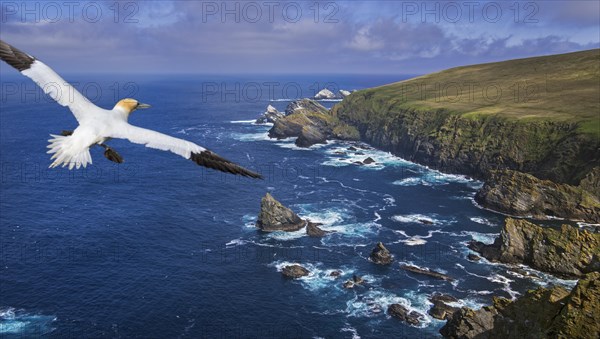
[469,218,600,278]
[269,99,360,147]
[440,272,600,338]
[257,193,305,232]
[580,167,600,198]
[314,88,336,100]
[281,264,309,278]
[255,105,284,124]
[388,304,424,326]
[475,170,600,223]
[428,293,460,320]
[295,126,327,147]
[369,242,393,265]
[339,89,352,97]
[363,157,376,165]
[400,264,454,281]
[306,221,329,237]
[284,98,329,116]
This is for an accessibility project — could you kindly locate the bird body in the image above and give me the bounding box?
[0,40,262,178]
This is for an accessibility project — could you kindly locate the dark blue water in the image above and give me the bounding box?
[0,74,577,338]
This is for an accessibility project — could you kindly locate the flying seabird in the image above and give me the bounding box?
[0,40,262,179]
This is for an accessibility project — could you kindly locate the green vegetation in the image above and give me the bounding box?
[361,49,600,137]
[333,49,600,184]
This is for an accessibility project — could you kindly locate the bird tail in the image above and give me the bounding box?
[46,134,92,170]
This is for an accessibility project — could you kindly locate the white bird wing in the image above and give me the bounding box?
[0,40,97,123]
[110,124,263,178]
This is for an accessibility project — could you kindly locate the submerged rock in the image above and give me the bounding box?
[440,272,600,338]
[257,193,305,232]
[329,270,341,278]
[255,105,284,124]
[282,264,309,278]
[400,264,454,281]
[475,170,599,223]
[343,275,365,289]
[468,217,600,278]
[388,304,424,326]
[369,242,393,265]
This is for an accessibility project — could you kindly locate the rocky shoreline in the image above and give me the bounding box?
[265,98,360,148]
[475,170,599,223]
[257,96,599,222]
[250,76,599,336]
[468,218,600,279]
[440,272,600,338]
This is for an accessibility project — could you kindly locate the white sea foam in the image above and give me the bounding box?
[392,177,426,186]
[345,290,433,327]
[393,230,443,246]
[265,226,308,241]
[229,119,257,124]
[469,217,497,227]
[322,144,411,169]
[0,307,56,335]
[275,140,328,150]
[460,231,499,244]
[392,171,479,188]
[340,324,361,339]
[230,131,272,142]
[225,238,247,247]
[459,267,520,300]
[391,214,441,225]
[270,261,353,291]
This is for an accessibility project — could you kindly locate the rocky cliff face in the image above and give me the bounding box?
[469,218,600,278]
[269,99,360,147]
[256,193,305,232]
[332,98,599,185]
[256,105,284,124]
[580,167,600,198]
[475,170,600,223]
[440,272,600,338]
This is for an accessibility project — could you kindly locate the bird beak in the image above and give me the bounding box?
[137,103,151,109]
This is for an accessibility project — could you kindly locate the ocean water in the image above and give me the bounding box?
[0,74,577,338]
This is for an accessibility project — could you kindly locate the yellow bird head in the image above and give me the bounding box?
[114,98,151,114]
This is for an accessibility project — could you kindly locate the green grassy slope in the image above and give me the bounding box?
[362,49,600,137]
[332,50,600,184]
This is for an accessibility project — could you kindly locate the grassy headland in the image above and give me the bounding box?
[333,49,600,184]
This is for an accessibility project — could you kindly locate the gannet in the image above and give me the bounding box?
[0,40,262,178]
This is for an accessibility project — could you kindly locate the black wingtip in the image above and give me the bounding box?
[190,151,263,179]
[0,40,35,72]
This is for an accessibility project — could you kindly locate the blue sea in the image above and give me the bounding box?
[0,74,578,338]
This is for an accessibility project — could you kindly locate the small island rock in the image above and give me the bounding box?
[282,264,309,278]
[257,193,305,232]
[370,242,393,265]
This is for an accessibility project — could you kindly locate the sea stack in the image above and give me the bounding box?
[369,242,393,265]
[257,193,306,232]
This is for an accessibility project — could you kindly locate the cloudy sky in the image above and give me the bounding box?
[0,0,598,75]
